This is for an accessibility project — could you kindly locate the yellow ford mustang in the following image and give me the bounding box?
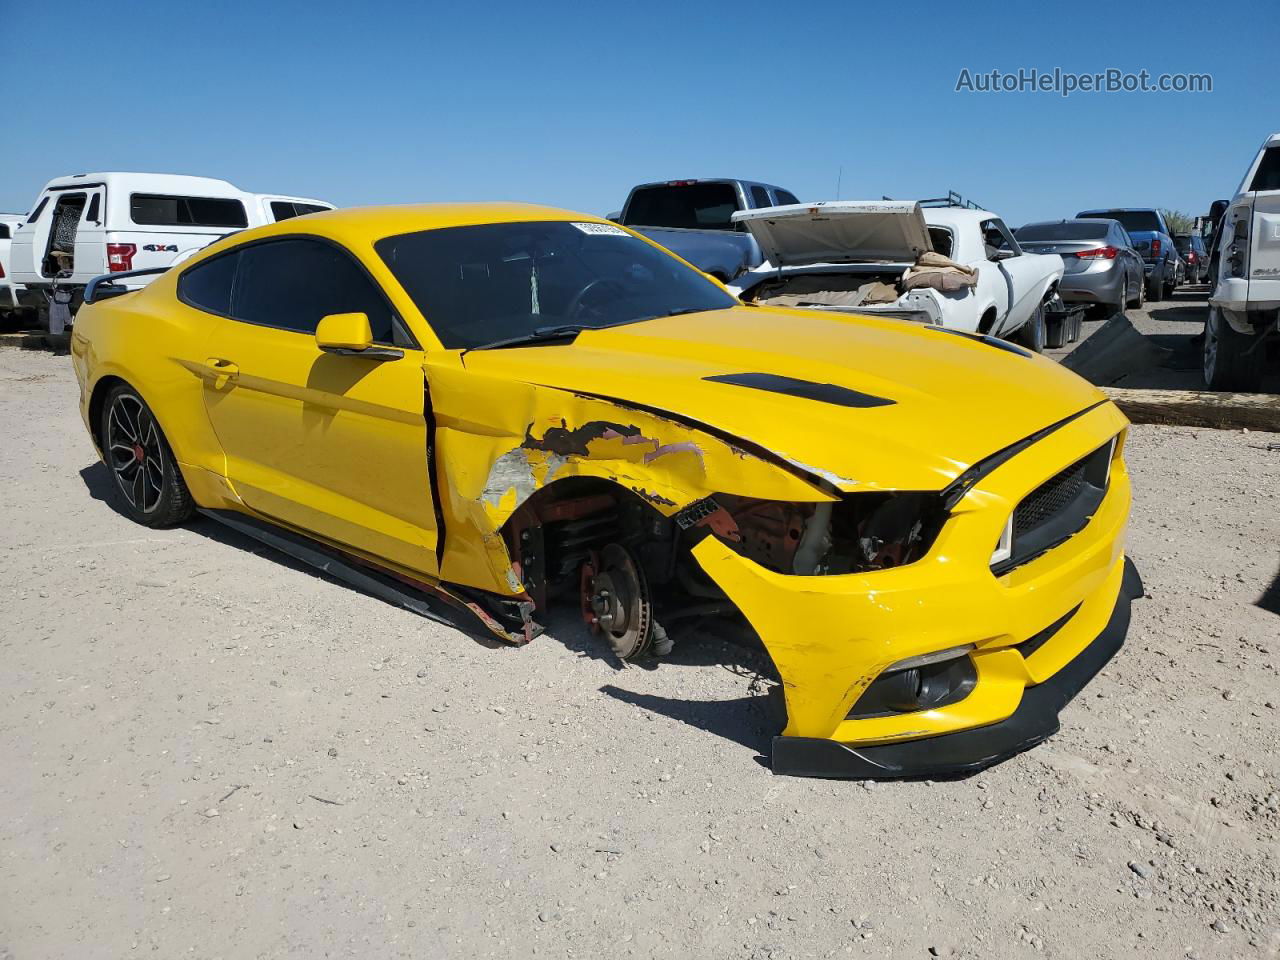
[69,203,1140,779]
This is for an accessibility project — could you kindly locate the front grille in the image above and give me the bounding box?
[1015,461,1089,537]
[994,439,1115,574]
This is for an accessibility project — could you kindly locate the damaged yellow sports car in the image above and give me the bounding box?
[69,203,1140,779]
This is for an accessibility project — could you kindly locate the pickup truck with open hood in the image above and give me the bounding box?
[728,201,1064,350]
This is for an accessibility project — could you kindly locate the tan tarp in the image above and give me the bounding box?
[901,251,978,293]
[755,276,901,309]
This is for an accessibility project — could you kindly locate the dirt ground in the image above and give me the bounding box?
[1,311,1278,959]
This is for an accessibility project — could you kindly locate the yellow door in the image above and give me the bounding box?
[202,320,438,575]
[193,236,440,576]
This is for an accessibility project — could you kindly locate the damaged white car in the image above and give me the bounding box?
[728,202,1065,351]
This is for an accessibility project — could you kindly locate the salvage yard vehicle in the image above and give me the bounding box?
[615,178,799,281]
[1173,234,1208,284]
[7,172,332,325]
[1015,218,1146,317]
[1204,132,1280,391]
[70,203,1139,779]
[1076,207,1179,301]
[0,213,27,320]
[729,201,1065,350]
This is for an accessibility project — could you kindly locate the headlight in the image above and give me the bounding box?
[699,492,947,576]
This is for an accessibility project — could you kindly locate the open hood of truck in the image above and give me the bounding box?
[731,201,932,267]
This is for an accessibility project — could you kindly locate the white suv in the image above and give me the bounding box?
[8,172,331,329]
[1204,133,1280,391]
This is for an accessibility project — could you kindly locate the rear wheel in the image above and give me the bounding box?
[99,383,195,527]
[1129,272,1146,310]
[1202,306,1265,392]
[1146,273,1163,302]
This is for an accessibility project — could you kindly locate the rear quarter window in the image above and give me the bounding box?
[178,251,238,316]
[131,194,249,228]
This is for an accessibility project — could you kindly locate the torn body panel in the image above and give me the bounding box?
[424,356,832,598]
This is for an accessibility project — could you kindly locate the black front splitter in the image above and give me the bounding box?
[771,557,1143,780]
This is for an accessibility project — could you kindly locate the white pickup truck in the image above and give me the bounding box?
[1204,133,1280,391]
[8,172,331,329]
[0,213,26,320]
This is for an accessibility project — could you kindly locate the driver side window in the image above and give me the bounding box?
[233,239,397,342]
[980,218,1020,260]
[179,238,404,346]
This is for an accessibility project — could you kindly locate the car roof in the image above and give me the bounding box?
[41,171,243,194]
[920,207,995,228]
[1017,218,1113,229]
[193,203,608,248]
[257,194,334,208]
[631,178,789,192]
[1076,207,1158,214]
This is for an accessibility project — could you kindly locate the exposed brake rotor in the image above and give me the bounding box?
[581,543,653,661]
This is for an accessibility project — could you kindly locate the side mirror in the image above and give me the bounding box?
[316,313,402,359]
[991,249,1017,261]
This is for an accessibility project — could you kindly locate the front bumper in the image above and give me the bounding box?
[771,557,1140,778]
[691,401,1133,779]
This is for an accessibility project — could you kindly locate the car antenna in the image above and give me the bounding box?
[835,165,843,200]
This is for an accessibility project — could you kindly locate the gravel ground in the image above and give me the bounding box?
[1,346,1277,960]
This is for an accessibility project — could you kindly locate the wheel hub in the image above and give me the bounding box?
[581,543,653,661]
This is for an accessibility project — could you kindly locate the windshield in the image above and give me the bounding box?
[1080,210,1161,233]
[375,220,737,349]
[622,183,740,230]
[1015,221,1109,242]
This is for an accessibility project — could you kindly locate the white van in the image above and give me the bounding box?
[8,172,332,323]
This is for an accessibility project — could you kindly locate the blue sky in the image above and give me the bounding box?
[1,0,1272,225]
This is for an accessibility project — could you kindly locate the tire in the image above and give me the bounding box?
[1016,301,1046,353]
[1146,273,1163,303]
[99,383,195,527]
[1202,306,1265,392]
[1131,274,1146,310]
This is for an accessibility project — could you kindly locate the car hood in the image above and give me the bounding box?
[731,201,932,267]
[460,306,1108,493]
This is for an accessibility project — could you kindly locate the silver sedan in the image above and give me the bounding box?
[1014,219,1146,317]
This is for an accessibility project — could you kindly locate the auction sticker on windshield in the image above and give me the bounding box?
[571,222,629,236]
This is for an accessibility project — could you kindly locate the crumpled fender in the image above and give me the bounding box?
[424,357,832,595]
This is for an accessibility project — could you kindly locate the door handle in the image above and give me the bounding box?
[206,357,239,388]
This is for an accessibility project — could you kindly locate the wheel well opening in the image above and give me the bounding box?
[978,308,998,335]
[87,375,128,452]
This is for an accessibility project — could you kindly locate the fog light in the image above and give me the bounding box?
[847,648,978,719]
